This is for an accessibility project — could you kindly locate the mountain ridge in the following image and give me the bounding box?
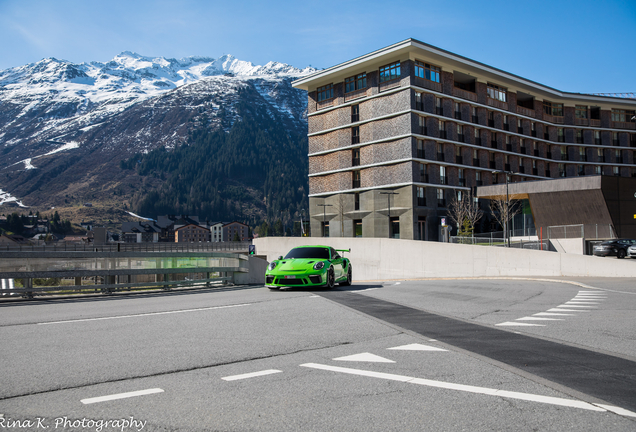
[0,52,314,229]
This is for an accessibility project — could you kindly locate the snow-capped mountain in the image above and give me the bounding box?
[0,52,315,220]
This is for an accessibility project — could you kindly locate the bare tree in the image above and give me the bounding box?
[447,191,482,237]
[489,195,522,245]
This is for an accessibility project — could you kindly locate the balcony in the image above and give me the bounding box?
[440,176,448,185]
[414,77,442,93]
[506,144,512,152]
[437,152,445,161]
[505,164,511,171]
[352,179,361,188]
[543,114,564,124]
[516,106,535,117]
[472,115,479,124]
[487,98,508,110]
[352,157,360,167]
[473,158,480,167]
[459,178,466,187]
[575,118,589,126]
[532,168,538,176]
[439,130,447,139]
[534,149,539,156]
[316,99,334,111]
[437,199,446,208]
[417,197,427,207]
[344,88,367,102]
[455,111,462,120]
[611,121,636,130]
[457,134,465,142]
[490,140,498,149]
[489,161,496,169]
[417,149,425,159]
[452,87,478,102]
[475,137,482,146]
[456,156,463,164]
[420,126,428,136]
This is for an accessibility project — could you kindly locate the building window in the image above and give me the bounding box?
[352,170,361,188]
[575,105,588,119]
[419,163,428,182]
[379,61,401,83]
[614,166,620,176]
[322,222,330,237]
[611,109,636,122]
[417,186,426,206]
[440,166,447,185]
[579,147,587,162]
[576,130,583,144]
[544,101,564,117]
[345,73,367,93]
[437,143,444,161]
[416,139,425,158]
[458,168,465,186]
[352,148,360,166]
[457,124,464,142]
[390,217,400,239]
[354,192,360,211]
[352,126,360,144]
[439,120,446,139]
[414,61,440,83]
[598,148,605,162]
[437,188,446,207]
[557,128,564,142]
[476,171,482,186]
[595,130,601,145]
[351,104,359,122]
[354,220,362,237]
[578,165,585,176]
[316,84,334,102]
[487,83,507,102]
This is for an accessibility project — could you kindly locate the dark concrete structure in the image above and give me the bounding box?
[477,175,636,238]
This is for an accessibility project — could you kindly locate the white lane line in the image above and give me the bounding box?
[534,312,574,316]
[222,369,282,381]
[300,363,615,413]
[516,317,564,321]
[566,301,600,304]
[496,322,545,327]
[81,388,163,405]
[548,308,590,312]
[388,343,448,352]
[558,304,597,308]
[595,404,636,419]
[38,303,252,325]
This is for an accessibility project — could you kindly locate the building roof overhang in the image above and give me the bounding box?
[293,38,636,109]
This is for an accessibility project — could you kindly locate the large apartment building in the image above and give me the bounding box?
[292,38,636,241]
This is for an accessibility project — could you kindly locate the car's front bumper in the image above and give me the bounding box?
[265,272,325,288]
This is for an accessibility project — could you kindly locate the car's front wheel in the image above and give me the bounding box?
[618,249,626,259]
[325,267,335,289]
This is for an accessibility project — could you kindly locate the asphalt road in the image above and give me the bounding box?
[0,277,635,431]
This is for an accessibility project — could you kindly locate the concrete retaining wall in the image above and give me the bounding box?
[252,237,636,281]
[549,238,585,254]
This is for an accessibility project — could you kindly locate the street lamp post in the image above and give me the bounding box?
[380,191,398,238]
[317,204,332,237]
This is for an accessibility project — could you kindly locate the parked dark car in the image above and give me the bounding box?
[593,239,636,259]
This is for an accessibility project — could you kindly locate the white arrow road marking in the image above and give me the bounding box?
[388,343,448,352]
[222,369,282,381]
[300,363,636,416]
[333,353,395,363]
[81,388,164,405]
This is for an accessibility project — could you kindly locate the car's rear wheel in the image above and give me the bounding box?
[618,249,626,259]
[340,266,352,286]
[325,267,335,289]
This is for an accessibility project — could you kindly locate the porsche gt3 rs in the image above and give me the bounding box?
[265,245,352,289]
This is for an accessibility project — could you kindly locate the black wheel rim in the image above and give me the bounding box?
[328,268,334,287]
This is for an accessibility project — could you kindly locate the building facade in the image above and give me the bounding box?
[292,38,636,241]
[175,223,211,243]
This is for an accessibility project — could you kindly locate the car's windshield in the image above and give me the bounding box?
[284,247,330,260]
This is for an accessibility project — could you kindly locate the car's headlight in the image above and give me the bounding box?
[313,261,325,270]
[268,262,277,271]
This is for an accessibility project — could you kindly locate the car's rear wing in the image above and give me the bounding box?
[336,248,351,254]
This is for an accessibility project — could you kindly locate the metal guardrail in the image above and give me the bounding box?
[0,241,252,253]
[0,250,249,299]
[450,236,549,251]
[546,224,615,240]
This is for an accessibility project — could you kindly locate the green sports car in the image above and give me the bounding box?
[265,245,352,289]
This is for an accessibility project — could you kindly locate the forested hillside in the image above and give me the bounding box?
[123,90,309,229]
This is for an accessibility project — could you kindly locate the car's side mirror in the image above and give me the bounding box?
[277,256,283,260]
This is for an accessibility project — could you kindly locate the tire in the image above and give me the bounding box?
[325,267,335,289]
[340,266,352,286]
[618,249,626,259]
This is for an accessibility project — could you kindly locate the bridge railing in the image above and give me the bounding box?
[0,250,249,299]
[0,241,252,253]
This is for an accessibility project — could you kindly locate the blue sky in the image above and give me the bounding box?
[1,0,634,93]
